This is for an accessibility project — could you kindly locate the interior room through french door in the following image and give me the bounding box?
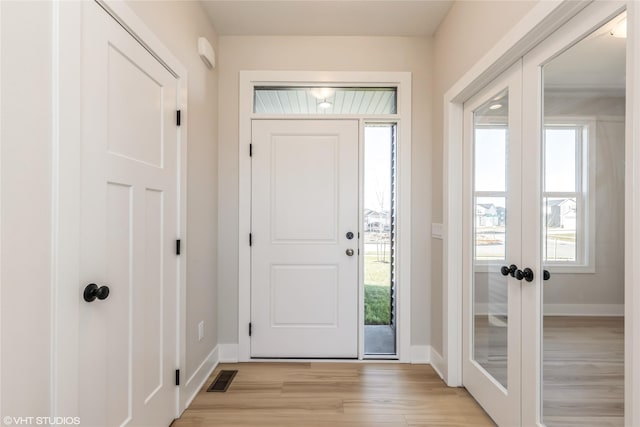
[463,2,627,425]
[250,119,359,358]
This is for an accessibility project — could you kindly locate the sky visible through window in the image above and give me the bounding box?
[364,126,392,212]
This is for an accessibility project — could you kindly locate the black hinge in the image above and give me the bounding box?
[176,239,181,255]
[176,110,181,126]
[175,369,180,386]
[249,233,252,246]
[249,143,253,157]
[249,322,252,337]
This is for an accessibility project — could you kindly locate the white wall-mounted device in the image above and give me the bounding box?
[197,37,215,70]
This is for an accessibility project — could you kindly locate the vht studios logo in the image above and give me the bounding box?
[3,417,81,426]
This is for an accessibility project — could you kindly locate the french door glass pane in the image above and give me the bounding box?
[473,90,509,389]
[541,12,626,426]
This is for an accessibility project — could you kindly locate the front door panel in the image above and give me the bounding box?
[251,120,359,358]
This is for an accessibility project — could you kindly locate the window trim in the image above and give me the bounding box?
[543,117,596,273]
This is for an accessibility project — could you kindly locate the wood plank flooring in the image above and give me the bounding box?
[174,363,496,427]
[542,316,624,427]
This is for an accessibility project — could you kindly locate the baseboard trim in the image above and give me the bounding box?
[219,343,239,363]
[475,302,623,316]
[543,303,624,316]
[410,345,430,364]
[179,345,219,414]
[429,346,446,381]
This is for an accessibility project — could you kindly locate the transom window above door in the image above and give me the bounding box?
[253,86,397,115]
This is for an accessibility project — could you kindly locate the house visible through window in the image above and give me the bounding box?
[543,122,593,268]
[474,126,507,261]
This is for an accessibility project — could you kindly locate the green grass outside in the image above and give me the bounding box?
[364,285,391,325]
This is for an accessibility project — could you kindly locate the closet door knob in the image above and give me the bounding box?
[83,283,110,302]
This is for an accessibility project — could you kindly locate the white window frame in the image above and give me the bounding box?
[543,118,596,273]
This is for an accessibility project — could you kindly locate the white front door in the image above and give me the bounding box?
[250,120,359,358]
[78,2,179,425]
[462,61,523,427]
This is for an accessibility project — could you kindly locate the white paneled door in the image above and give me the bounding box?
[251,120,359,358]
[78,2,179,426]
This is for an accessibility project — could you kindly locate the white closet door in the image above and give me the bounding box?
[78,2,179,425]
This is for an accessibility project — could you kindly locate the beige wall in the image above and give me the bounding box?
[126,0,220,381]
[1,0,54,417]
[217,36,433,347]
[431,1,538,355]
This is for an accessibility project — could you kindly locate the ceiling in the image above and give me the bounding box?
[544,12,626,91]
[200,1,453,37]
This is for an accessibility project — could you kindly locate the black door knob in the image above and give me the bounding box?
[84,283,110,302]
[500,264,518,277]
[515,268,534,282]
[543,270,551,281]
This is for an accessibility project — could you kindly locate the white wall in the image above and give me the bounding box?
[126,0,220,394]
[431,1,538,356]
[1,0,54,417]
[1,0,219,417]
[217,36,433,348]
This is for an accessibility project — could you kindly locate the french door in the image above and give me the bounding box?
[463,2,627,425]
[462,60,523,427]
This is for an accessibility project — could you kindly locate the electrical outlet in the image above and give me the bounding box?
[198,321,204,341]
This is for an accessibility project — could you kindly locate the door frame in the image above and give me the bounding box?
[442,0,640,425]
[238,71,412,362]
[53,0,189,418]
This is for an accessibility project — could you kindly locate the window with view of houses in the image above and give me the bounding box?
[474,122,593,267]
[543,123,593,268]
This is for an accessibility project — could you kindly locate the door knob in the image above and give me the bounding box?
[543,269,551,281]
[83,283,110,302]
[515,268,534,282]
[345,248,355,256]
[500,264,518,277]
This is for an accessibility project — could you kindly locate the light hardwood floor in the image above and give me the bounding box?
[174,363,496,427]
[542,316,624,427]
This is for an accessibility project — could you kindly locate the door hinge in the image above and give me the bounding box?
[176,110,181,126]
[249,322,252,337]
[250,143,253,157]
[249,233,252,246]
[175,369,180,386]
[176,239,181,255]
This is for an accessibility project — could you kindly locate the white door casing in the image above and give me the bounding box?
[462,61,523,427]
[77,2,179,425]
[250,120,359,358]
[238,72,412,362]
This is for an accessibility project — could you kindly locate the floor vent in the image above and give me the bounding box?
[207,370,238,392]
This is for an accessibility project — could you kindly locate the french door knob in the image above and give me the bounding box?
[515,268,534,282]
[500,264,518,277]
[345,248,355,256]
[543,269,551,281]
[83,283,110,302]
